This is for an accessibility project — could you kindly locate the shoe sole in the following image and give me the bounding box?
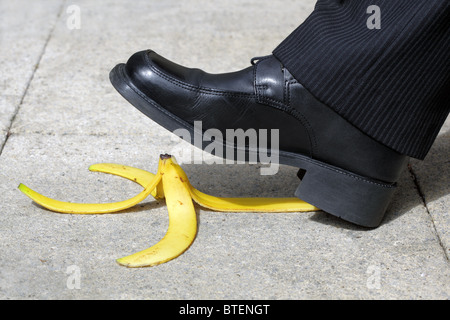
[109,63,397,227]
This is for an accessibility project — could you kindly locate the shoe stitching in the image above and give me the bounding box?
[254,59,317,158]
[144,53,254,99]
[117,63,194,131]
[277,147,396,187]
[306,159,397,188]
[286,80,318,158]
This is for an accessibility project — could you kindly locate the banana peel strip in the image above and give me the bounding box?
[18,155,318,267]
[116,158,197,268]
[18,160,163,215]
[89,163,318,213]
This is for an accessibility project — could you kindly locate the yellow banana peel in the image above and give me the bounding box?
[117,156,197,268]
[18,154,318,267]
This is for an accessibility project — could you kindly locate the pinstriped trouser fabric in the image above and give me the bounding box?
[273,0,450,160]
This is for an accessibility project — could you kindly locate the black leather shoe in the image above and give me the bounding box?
[110,50,408,227]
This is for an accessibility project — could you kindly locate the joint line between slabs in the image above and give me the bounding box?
[0,0,67,157]
[408,163,449,262]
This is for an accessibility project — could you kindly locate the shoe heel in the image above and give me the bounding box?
[294,161,397,227]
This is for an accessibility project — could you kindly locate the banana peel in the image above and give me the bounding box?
[18,154,318,268]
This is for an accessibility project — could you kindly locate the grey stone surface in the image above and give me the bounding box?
[0,0,64,148]
[10,0,316,137]
[410,119,450,257]
[1,134,449,299]
[0,0,448,300]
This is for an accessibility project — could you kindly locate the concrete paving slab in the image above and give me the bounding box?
[410,118,450,257]
[1,0,448,300]
[0,0,64,148]
[1,134,449,299]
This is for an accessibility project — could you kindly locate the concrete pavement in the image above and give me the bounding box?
[0,0,448,299]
